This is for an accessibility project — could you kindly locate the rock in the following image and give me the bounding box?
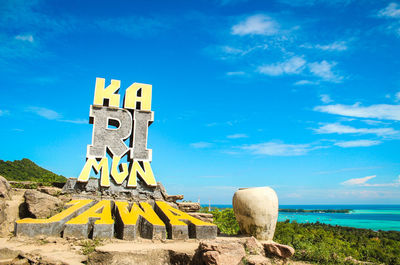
[177,202,201,212]
[244,236,263,255]
[0,176,11,200]
[203,250,219,264]
[158,182,184,202]
[263,242,295,259]
[62,178,172,202]
[198,241,246,265]
[38,187,62,196]
[23,190,63,218]
[188,212,213,223]
[246,255,272,265]
[232,187,278,241]
[0,200,6,225]
[0,189,25,237]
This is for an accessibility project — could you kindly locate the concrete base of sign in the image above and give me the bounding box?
[15,200,95,237]
[64,223,91,238]
[15,222,64,237]
[93,223,114,238]
[16,199,217,240]
[189,223,218,239]
[140,219,166,240]
[115,211,166,240]
[168,225,189,240]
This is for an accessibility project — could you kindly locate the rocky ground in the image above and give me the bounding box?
[0,236,313,265]
[0,176,311,265]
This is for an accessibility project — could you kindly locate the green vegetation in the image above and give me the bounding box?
[200,207,240,234]
[80,238,104,255]
[0,158,66,185]
[279,209,351,213]
[201,207,400,265]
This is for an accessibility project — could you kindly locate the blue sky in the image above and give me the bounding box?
[1,0,400,204]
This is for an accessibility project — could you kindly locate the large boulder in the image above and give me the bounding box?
[23,190,63,218]
[232,187,278,241]
[263,242,295,259]
[197,241,246,265]
[177,202,201,212]
[38,187,62,196]
[0,176,11,200]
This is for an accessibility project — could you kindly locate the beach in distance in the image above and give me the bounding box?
[203,204,400,231]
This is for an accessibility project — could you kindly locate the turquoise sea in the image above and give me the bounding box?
[205,204,400,231]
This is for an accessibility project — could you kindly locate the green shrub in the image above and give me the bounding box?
[200,207,400,265]
[0,158,66,184]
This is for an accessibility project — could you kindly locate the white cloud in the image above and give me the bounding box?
[342,175,376,185]
[222,46,245,55]
[58,119,87,124]
[190,142,213,148]
[26,106,86,124]
[315,123,398,136]
[378,3,400,18]
[277,0,353,7]
[294,80,318,86]
[227,133,248,139]
[361,119,386,126]
[303,41,348,51]
[334,140,382,148]
[226,71,245,76]
[15,34,34,43]
[258,57,306,76]
[395,91,400,101]
[314,103,400,120]
[342,175,400,187]
[308,60,342,82]
[315,41,347,51]
[232,14,279,36]
[0,110,9,116]
[320,94,333,104]
[27,107,61,120]
[241,141,315,156]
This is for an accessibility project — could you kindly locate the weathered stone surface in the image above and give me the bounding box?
[154,202,217,240]
[93,223,114,239]
[62,178,168,202]
[263,242,295,259]
[38,187,62,196]
[0,176,11,200]
[0,189,24,237]
[232,187,278,241]
[89,240,199,265]
[158,182,184,203]
[114,202,166,240]
[244,236,264,255]
[64,223,91,238]
[198,241,246,265]
[0,200,6,226]
[15,200,95,237]
[188,212,213,223]
[247,255,272,265]
[23,190,63,219]
[177,202,200,212]
[188,223,218,240]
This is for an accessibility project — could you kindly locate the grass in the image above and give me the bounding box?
[80,238,104,255]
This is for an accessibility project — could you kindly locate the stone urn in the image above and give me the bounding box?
[232,186,278,241]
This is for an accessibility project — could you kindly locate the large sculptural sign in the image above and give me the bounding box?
[78,78,156,187]
[15,78,217,240]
